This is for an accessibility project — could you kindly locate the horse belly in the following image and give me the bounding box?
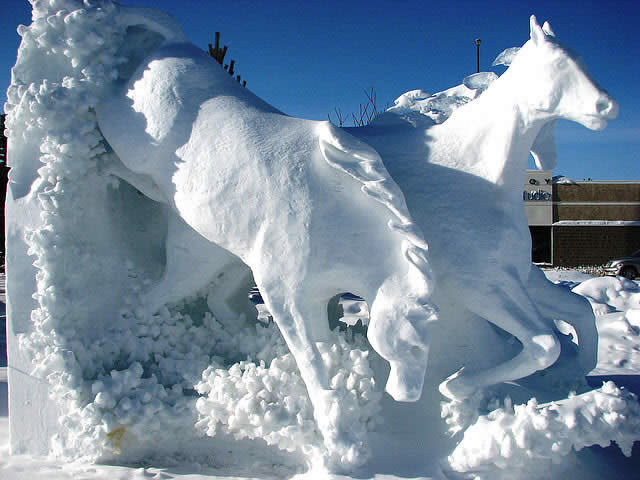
[407,186,530,288]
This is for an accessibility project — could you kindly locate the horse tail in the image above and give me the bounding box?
[115,5,187,44]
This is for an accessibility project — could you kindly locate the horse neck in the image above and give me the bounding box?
[435,69,547,195]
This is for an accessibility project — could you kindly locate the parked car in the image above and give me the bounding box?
[604,250,640,280]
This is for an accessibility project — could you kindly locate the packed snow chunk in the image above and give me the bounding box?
[492,47,521,66]
[572,276,640,314]
[463,72,498,91]
[384,83,477,125]
[382,70,499,127]
[552,175,578,184]
[448,382,640,477]
[390,89,431,110]
[194,329,382,468]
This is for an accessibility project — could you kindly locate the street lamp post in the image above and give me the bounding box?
[475,38,481,73]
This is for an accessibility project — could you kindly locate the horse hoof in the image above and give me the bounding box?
[439,368,475,401]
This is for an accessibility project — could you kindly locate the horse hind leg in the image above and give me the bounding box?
[141,214,250,324]
[527,266,598,375]
[439,283,561,401]
[206,261,256,328]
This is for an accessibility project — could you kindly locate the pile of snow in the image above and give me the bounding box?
[567,276,640,376]
[195,329,381,466]
[573,276,640,316]
[543,268,596,288]
[552,175,578,184]
[447,382,640,478]
[384,71,497,125]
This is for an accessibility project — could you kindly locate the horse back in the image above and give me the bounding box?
[96,42,279,174]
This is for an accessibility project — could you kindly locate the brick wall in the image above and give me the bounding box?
[554,183,640,203]
[552,226,640,266]
[554,204,640,221]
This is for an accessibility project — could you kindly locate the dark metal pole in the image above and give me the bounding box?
[475,38,481,73]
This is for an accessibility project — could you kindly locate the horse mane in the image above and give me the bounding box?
[377,39,558,172]
[318,122,434,301]
[116,5,187,44]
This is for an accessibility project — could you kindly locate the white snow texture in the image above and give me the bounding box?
[3,1,638,478]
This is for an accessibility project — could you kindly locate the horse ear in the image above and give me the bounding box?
[542,21,556,37]
[529,15,546,45]
[492,47,521,67]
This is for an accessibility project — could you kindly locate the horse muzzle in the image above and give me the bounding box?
[579,94,618,131]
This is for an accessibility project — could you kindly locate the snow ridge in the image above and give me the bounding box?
[5,0,128,457]
[447,382,640,478]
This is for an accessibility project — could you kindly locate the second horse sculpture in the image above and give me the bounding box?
[351,16,617,400]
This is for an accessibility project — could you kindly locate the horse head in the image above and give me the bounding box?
[510,15,618,132]
[367,273,437,402]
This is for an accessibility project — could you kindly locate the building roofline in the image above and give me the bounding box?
[526,170,640,185]
[565,181,640,185]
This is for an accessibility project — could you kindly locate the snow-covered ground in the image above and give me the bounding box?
[2,269,640,479]
[544,270,640,376]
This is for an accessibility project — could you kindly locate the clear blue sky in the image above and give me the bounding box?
[1,0,638,180]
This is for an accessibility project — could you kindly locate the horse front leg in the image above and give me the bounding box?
[439,278,561,400]
[255,277,367,466]
[252,279,331,421]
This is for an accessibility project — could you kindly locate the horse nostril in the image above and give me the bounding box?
[596,97,619,118]
[596,99,609,113]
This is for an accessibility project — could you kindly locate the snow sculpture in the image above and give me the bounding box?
[6,2,639,477]
[351,16,617,400]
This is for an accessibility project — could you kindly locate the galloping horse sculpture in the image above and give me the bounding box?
[351,16,617,399]
[96,21,436,457]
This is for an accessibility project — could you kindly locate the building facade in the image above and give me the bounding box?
[525,171,640,266]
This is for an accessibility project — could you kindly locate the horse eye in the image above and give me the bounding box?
[553,58,568,70]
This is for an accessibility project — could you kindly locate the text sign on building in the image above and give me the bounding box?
[524,170,553,226]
